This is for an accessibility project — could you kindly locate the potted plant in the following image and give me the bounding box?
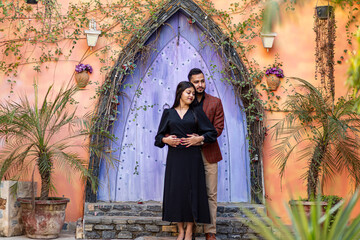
[272,78,360,202]
[0,83,99,239]
[74,63,93,88]
[265,65,284,91]
[288,194,342,218]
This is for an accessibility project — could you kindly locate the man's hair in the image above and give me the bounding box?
[188,68,203,81]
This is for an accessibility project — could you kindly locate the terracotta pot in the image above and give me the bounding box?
[74,71,90,88]
[18,197,70,239]
[266,74,281,91]
[289,200,328,217]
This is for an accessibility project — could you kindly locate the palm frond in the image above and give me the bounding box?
[0,83,112,199]
[271,78,360,198]
[0,143,36,180]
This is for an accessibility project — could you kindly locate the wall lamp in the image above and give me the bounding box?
[85,19,101,49]
[260,32,277,52]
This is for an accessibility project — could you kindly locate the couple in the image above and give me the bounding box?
[154,68,224,240]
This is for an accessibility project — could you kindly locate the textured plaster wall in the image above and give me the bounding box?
[0,0,358,223]
[253,0,360,222]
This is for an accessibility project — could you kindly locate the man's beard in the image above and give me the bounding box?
[196,88,204,94]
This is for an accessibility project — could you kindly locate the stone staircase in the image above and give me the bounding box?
[77,201,266,239]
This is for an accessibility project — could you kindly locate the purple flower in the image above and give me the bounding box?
[265,67,284,78]
[75,63,93,73]
[85,64,93,73]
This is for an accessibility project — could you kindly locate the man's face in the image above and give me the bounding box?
[190,73,206,94]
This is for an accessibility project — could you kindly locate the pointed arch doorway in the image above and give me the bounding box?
[96,11,250,203]
[87,1,265,204]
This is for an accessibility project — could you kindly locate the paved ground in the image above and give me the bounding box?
[0,233,75,240]
[135,237,205,240]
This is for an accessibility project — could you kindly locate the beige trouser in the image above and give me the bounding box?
[201,152,218,234]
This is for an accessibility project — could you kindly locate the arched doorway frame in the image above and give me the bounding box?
[85,0,265,203]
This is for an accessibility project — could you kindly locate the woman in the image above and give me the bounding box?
[155,81,217,240]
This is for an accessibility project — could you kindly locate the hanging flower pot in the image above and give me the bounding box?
[315,6,333,20]
[75,71,90,88]
[266,74,281,91]
[74,63,93,88]
[265,66,284,91]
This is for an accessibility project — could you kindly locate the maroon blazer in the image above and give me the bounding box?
[202,92,224,163]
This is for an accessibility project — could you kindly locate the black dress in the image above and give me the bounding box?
[154,107,217,223]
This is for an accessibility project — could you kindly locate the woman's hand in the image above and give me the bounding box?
[162,135,181,147]
[180,134,204,147]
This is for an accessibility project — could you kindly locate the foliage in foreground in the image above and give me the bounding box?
[243,190,360,240]
[0,84,102,199]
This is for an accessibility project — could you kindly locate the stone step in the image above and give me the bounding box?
[81,216,259,239]
[85,201,265,218]
[134,237,206,240]
[80,201,265,239]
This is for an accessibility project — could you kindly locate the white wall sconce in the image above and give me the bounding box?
[260,32,277,52]
[85,19,101,49]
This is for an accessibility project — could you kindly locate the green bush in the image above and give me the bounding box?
[242,190,360,240]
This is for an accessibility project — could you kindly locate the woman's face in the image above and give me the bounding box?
[180,87,195,106]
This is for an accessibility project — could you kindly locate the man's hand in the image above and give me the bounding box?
[162,135,181,147]
[181,134,204,147]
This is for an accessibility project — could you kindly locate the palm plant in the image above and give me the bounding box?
[243,189,360,240]
[272,78,360,199]
[0,84,98,200]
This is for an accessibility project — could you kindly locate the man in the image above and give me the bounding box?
[187,68,224,240]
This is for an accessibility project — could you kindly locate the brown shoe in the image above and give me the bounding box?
[205,233,216,240]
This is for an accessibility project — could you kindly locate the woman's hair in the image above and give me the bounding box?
[171,81,195,109]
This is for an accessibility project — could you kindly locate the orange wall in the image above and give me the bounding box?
[253,0,360,222]
[0,0,358,222]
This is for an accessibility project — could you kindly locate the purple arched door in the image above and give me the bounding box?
[97,11,250,202]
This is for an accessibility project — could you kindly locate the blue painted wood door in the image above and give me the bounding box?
[97,11,250,202]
